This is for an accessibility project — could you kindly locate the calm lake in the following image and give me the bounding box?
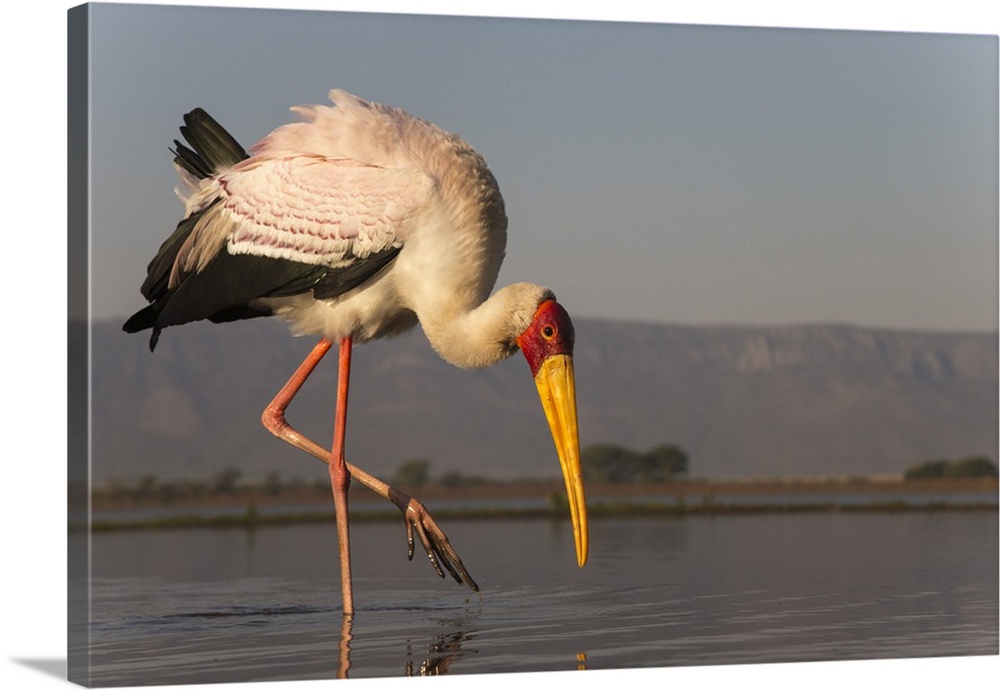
[81,510,998,686]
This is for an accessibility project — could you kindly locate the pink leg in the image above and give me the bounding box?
[330,337,354,616]
[261,337,334,455]
[262,337,478,598]
[260,336,355,616]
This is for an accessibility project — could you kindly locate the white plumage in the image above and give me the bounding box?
[163,90,514,362]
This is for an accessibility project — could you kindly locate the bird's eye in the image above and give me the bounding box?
[542,325,556,340]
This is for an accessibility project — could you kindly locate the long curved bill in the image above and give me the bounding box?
[533,353,588,567]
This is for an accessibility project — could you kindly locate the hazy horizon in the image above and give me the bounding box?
[91,310,1000,336]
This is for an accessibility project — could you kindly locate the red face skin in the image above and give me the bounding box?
[517,299,576,377]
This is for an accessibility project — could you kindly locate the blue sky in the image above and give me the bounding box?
[84,2,997,332]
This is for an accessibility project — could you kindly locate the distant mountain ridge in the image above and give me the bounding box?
[86,316,998,484]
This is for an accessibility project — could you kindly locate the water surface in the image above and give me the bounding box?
[83,511,998,685]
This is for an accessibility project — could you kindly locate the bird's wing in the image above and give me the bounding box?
[218,155,425,273]
[126,154,428,348]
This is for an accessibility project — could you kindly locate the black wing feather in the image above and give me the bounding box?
[154,251,326,330]
[124,249,328,350]
[312,246,402,299]
[138,213,200,301]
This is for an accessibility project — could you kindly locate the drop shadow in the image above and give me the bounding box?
[11,658,66,680]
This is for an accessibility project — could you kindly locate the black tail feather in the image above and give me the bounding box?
[122,304,157,333]
[171,108,249,179]
[172,139,213,179]
[122,304,163,351]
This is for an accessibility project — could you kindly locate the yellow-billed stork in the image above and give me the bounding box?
[123,90,588,616]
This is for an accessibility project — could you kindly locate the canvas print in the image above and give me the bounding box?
[68,2,998,687]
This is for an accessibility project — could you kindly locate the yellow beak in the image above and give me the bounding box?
[533,353,588,567]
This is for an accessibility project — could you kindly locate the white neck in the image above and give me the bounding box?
[419,282,553,369]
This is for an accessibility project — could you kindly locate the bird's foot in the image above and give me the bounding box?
[397,495,479,592]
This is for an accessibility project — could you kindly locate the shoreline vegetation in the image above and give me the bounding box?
[84,476,999,533]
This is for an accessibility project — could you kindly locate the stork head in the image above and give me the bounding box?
[516,299,588,567]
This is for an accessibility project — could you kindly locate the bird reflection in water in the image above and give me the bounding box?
[405,628,477,676]
[337,615,353,679]
[334,615,477,678]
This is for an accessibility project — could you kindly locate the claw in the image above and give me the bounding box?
[399,498,479,592]
[405,520,416,561]
[435,544,464,586]
[416,521,447,580]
